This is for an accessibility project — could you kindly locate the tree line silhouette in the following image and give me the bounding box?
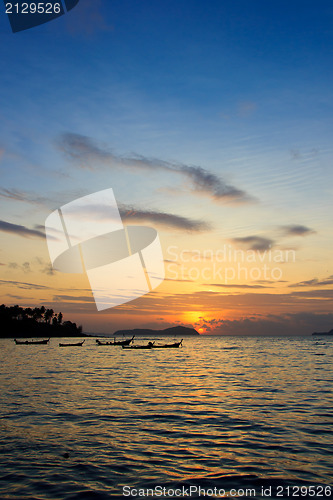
[0,304,83,338]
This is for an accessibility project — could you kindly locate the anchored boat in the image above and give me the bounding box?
[122,341,155,350]
[59,340,85,347]
[14,338,49,345]
[154,339,183,348]
[122,340,183,349]
[96,335,135,346]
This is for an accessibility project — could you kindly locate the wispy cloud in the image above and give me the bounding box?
[54,199,211,232]
[0,188,49,206]
[57,132,111,165]
[53,294,94,303]
[40,263,56,276]
[205,283,271,289]
[120,207,211,232]
[6,258,56,276]
[291,289,333,299]
[0,279,91,293]
[179,165,251,202]
[8,262,31,273]
[0,220,46,239]
[281,225,315,236]
[57,132,253,203]
[231,235,274,251]
[0,279,50,290]
[164,277,194,283]
[289,275,333,288]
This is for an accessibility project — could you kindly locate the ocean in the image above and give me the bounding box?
[0,335,332,499]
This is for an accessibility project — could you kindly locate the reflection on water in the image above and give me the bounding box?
[0,336,332,499]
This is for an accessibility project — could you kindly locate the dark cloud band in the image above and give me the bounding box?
[0,220,45,239]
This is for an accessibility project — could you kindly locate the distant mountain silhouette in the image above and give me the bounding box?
[113,325,200,337]
[312,328,333,336]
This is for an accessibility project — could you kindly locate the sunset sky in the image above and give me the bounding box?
[0,0,332,335]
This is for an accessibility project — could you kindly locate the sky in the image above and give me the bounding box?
[0,0,332,335]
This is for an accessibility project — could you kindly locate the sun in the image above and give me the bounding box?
[181,311,210,333]
[182,311,205,324]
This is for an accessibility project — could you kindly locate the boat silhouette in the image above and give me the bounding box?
[14,338,49,345]
[59,340,85,347]
[122,339,183,349]
[96,335,135,346]
[122,341,155,350]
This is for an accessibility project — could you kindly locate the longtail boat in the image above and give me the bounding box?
[122,341,155,350]
[154,339,183,348]
[96,335,134,346]
[59,340,85,347]
[14,338,49,345]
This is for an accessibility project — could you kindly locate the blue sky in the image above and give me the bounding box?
[0,0,332,334]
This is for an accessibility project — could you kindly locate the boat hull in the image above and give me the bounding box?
[14,339,49,345]
[59,341,85,347]
[96,336,134,346]
[153,344,181,348]
[122,345,153,350]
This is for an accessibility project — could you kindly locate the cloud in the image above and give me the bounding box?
[178,165,251,202]
[40,264,56,276]
[289,275,333,288]
[0,220,46,239]
[204,283,271,289]
[54,198,211,232]
[0,279,50,290]
[0,188,49,206]
[57,132,111,165]
[0,279,91,293]
[197,312,333,336]
[8,262,31,273]
[281,225,315,236]
[53,294,94,303]
[57,132,253,203]
[291,289,333,299]
[5,258,56,276]
[148,287,333,318]
[120,207,211,232]
[231,235,274,251]
[164,278,194,283]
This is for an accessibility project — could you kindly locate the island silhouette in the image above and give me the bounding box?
[312,328,333,336]
[112,325,199,337]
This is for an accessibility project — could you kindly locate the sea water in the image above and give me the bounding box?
[0,336,332,499]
